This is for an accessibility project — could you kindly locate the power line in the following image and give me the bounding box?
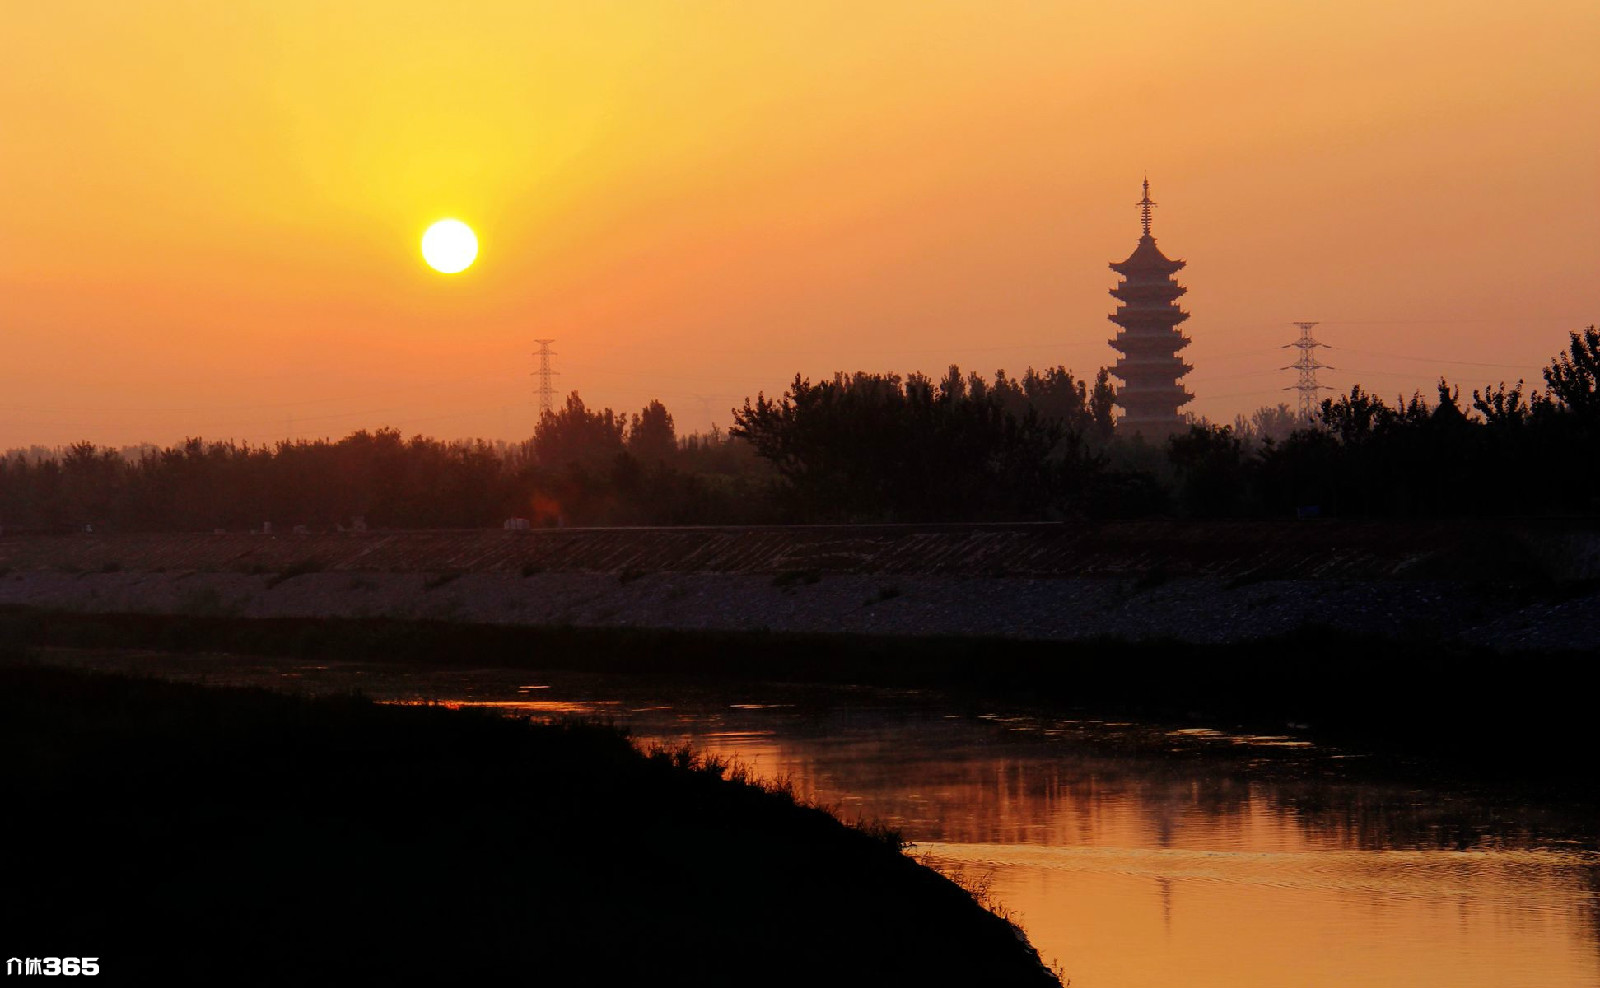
[1194,388,1292,401]
[1335,346,1540,371]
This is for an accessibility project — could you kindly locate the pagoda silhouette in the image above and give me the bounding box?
[1107,179,1192,437]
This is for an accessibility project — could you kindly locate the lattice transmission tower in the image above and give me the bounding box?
[1281,321,1332,422]
[532,339,559,419]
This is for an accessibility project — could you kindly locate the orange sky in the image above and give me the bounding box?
[3,1,1597,448]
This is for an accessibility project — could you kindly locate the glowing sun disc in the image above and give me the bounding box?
[421,219,478,274]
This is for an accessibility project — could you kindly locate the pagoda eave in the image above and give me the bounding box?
[1110,286,1187,303]
[1109,334,1192,351]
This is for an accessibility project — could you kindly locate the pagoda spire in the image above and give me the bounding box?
[1138,177,1155,238]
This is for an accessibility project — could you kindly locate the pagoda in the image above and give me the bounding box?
[1107,179,1192,437]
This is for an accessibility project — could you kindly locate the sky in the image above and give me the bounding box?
[3,0,1597,448]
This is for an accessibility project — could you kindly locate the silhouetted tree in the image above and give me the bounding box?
[534,393,626,471]
[1089,369,1118,440]
[732,369,1100,521]
[1233,403,1299,446]
[1543,326,1600,417]
[627,400,677,465]
[1168,425,1249,517]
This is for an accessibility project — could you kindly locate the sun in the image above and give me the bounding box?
[420,219,478,274]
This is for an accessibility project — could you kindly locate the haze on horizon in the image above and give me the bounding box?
[3,1,1596,450]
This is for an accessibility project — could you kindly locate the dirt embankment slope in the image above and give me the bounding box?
[2,521,1597,648]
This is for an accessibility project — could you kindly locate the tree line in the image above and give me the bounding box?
[1,329,1595,531]
[0,398,772,532]
[1161,328,1600,518]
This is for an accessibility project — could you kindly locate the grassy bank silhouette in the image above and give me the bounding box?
[0,662,1057,985]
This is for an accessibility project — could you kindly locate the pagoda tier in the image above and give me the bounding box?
[1107,180,1193,438]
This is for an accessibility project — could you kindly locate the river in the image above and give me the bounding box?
[44,650,1600,987]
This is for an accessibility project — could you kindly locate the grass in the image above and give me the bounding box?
[640,741,907,853]
[0,661,1058,986]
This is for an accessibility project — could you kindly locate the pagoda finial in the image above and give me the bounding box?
[1138,177,1155,238]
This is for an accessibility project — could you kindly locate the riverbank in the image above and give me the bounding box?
[16,647,1599,988]
[3,609,1594,791]
[2,522,1597,649]
[0,661,1058,985]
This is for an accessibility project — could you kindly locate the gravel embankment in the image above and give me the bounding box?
[2,523,1595,650]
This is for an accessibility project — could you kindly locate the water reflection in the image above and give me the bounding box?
[41,651,1600,987]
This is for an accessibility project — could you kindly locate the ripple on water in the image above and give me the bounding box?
[915,842,1600,899]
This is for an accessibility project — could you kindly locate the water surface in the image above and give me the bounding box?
[49,651,1600,987]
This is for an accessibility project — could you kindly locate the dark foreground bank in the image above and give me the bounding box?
[0,664,1057,986]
